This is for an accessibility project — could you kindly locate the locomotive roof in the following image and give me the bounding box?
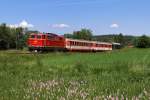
[30,33,64,38]
[30,33,43,35]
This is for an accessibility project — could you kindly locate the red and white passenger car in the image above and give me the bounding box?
[27,33,112,52]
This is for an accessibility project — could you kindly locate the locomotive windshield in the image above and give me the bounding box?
[30,35,35,38]
[37,35,41,39]
[30,35,43,39]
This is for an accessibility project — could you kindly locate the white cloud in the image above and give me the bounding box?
[8,20,34,28]
[52,24,70,28]
[8,24,19,28]
[110,23,119,28]
[19,20,34,28]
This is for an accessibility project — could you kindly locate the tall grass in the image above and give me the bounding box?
[0,48,150,99]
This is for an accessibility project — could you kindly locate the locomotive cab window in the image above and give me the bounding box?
[30,35,35,38]
[42,35,46,39]
[37,35,42,39]
[47,36,50,39]
[59,37,63,41]
[47,36,53,40]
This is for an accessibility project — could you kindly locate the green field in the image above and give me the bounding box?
[0,48,150,99]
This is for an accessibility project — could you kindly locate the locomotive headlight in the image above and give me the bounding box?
[34,40,37,43]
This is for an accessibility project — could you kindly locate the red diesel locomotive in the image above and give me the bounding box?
[27,33,112,52]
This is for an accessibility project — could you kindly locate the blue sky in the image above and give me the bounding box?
[0,0,150,35]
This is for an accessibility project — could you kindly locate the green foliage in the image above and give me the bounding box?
[0,23,23,49]
[94,34,135,47]
[0,23,39,50]
[113,33,125,46]
[0,23,11,49]
[135,35,150,48]
[93,34,115,42]
[73,28,93,40]
[0,48,150,99]
[0,23,10,40]
[64,33,73,38]
[15,27,24,49]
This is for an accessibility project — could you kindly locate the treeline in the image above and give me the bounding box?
[0,23,150,50]
[64,29,150,48]
[64,29,132,47]
[0,23,38,50]
[94,34,150,48]
[134,35,150,48]
[0,23,23,49]
[64,29,93,40]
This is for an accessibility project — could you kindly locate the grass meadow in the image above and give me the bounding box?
[0,48,150,100]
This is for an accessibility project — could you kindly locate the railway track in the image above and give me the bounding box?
[5,50,40,54]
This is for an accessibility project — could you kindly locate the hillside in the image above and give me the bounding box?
[93,34,136,45]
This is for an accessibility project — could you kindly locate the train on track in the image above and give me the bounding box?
[27,33,121,52]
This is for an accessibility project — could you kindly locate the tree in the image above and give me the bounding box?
[0,23,39,50]
[0,23,11,49]
[113,33,125,46]
[135,35,150,48]
[73,29,93,40]
[64,33,73,38]
[16,27,24,49]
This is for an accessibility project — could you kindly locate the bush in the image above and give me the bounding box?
[0,39,9,50]
[135,35,150,48]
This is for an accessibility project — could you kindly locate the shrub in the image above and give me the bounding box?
[135,35,150,48]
